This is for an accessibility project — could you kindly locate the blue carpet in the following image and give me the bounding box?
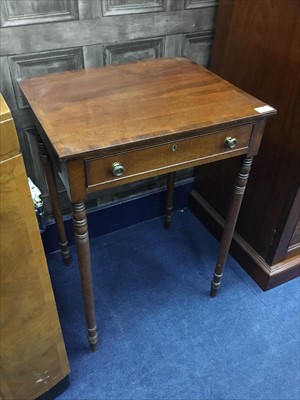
[47,209,300,400]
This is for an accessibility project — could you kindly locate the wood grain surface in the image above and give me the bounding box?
[85,124,252,191]
[191,0,299,290]
[18,57,276,349]
[0,154,70,399]
[19,57,274,160]
[195,0,299,264]
[0,94,70,399]
[0,95,19,160]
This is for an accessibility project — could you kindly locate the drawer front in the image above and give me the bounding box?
[86,125,252,190]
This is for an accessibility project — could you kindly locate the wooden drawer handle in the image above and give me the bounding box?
[111,162,125,177]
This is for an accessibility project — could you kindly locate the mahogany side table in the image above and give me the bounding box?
[20,58,276,351]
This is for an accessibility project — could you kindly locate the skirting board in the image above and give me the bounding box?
[189,189,300,290]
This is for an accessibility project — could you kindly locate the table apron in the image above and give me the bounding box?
[85,125,252,192]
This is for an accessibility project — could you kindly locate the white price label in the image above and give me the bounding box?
[254,105,275,113]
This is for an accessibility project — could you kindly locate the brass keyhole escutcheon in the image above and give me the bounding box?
[172,144,178,152]
[111,162,125,177]
[224,136,237,149]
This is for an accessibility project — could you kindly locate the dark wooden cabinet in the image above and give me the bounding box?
[190,0,300,289]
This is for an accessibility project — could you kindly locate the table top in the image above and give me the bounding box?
[20,57,275,160]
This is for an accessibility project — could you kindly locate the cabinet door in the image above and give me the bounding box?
[0,154,69,400]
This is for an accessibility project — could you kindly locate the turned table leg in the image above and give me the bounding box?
[72,202,98,351]
[164,172,176,229]
[37,135,71,266]
[210,156,253,297]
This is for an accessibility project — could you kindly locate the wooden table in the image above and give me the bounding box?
[20,58,276,351]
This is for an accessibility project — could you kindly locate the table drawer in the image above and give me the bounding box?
[85,125,252,190]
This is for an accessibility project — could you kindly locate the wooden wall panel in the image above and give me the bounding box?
[9,48,84,109]
[83,44,104,68]
[0,10,217,57]
[103,38,164,65]
[164,34,183,57]
[0,0,217,219]
[182,30,214,67]
[185,0,217,9]
[0,0,79,27]
[0,57,18,111]
[102,0,166,16]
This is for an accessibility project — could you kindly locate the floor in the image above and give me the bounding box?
[47,209,300,400]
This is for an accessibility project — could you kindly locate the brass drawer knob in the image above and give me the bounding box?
[224,136,237,149]
[111,162,125,177]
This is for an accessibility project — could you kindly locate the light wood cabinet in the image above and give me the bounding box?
[0,94,70,399]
